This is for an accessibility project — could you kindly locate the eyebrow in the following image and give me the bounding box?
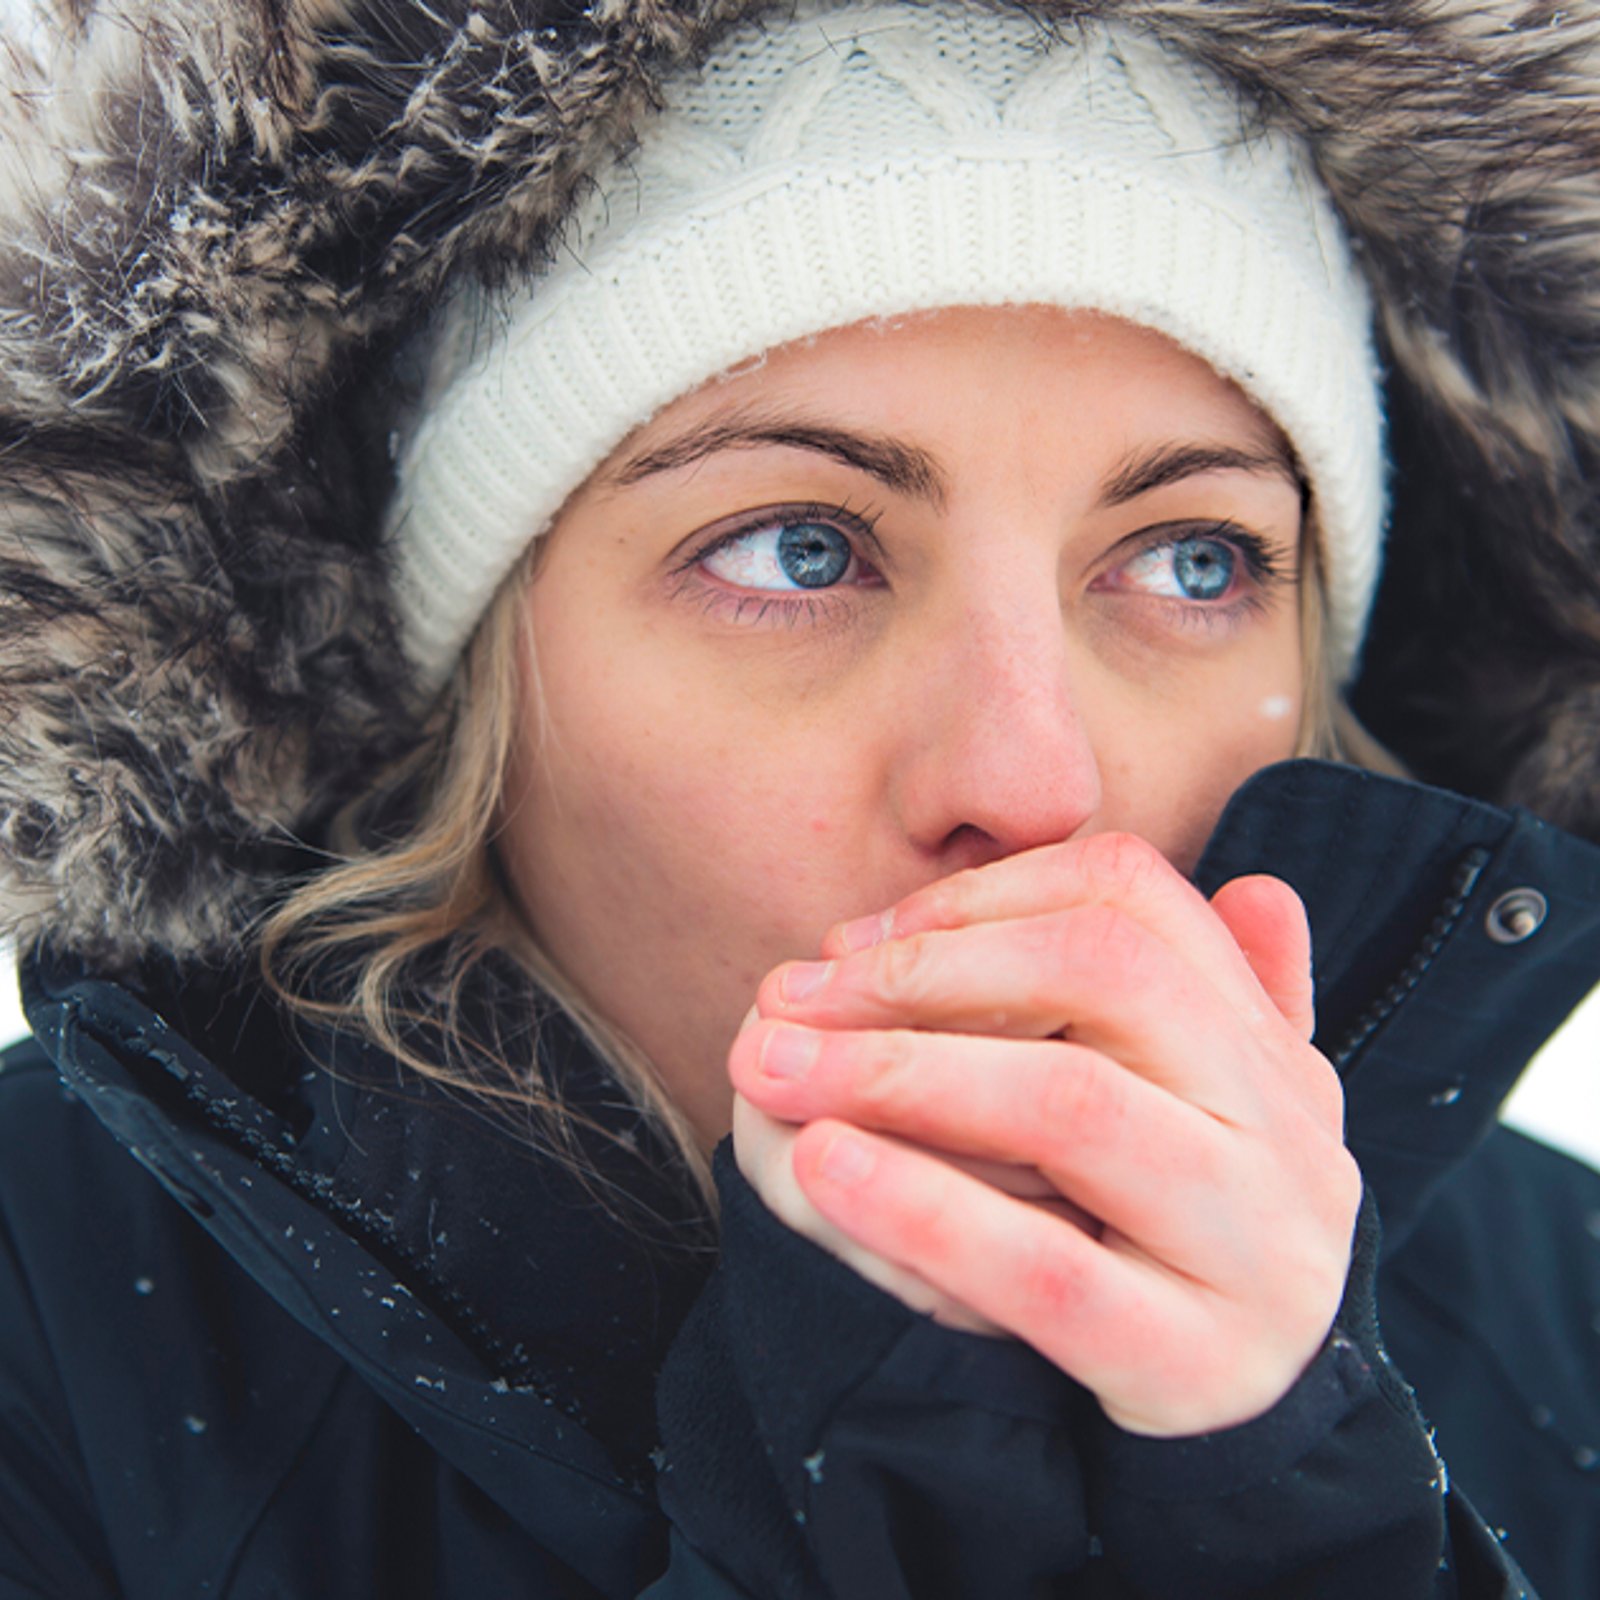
[608,410,1305,509]
[1101,440,1307,507]
[607,410,949,507]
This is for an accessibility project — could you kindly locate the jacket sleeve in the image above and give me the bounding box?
[647,1145,1539,1600]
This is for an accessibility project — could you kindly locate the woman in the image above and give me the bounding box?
[2,1,1600,1596]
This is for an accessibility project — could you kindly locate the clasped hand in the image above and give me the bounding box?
[729,833,1362,1439]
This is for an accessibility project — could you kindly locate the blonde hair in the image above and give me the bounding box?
[259,547,715,1206]
[261,521,1395,1217]
[1299,511,1407,778]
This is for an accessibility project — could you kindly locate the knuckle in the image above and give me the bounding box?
[913,868,979,929]
[1304,1050,1348,1130]
[1014,1235,1089,1327]
[870,929,934,1006]
[1327,1144,1365,1227]
[850,1029,920,1117]
[1068,902,1148,979]
[871,1166,960,1268]
[1267,1110,1361,1224]
[1289,1247,1354,1345]
[1076,830,1168,897]
[1010,906,1151,1021]
[1272,1147,1363,1308]
[1034,1052,1118,1150]
[1270,1040,1347,1134]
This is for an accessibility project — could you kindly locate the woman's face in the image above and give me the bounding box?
[497,308,1307,1142]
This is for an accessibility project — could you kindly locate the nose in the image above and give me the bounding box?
[890,586,1102,870]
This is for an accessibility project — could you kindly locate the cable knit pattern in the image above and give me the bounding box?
[389,0,1383,689]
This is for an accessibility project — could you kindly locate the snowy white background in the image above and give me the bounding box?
[0,0,1594,1168]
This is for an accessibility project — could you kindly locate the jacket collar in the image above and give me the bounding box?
[1197,761,1600,1248]
[22,946,715,1483]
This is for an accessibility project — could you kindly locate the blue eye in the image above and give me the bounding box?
[1120,535,1239,601]
[701,519,856,591]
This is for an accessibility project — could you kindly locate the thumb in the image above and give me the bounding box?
[1209,874,1315,1040]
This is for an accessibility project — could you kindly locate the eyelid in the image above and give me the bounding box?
[664,502,883,630]
[673,500,888,575]
[1097,520,1295,587]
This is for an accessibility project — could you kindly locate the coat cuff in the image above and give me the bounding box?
[1091,1187,1391,1500]
[655,1142,1095,1598]
[1086,1187,1460,1598]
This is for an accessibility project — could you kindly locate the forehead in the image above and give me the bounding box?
[601,305,1299,509]
[622,306,1285,455]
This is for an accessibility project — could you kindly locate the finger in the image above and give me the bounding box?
[736,1085,1069,1236]
[822,831,1272,1023]
[762,906,1291,1113]
[789,1119,1175,1401]
[791,1119,1353,1437]
[732,1020,1257,1261]
[731,1095,1001,1332]
[932,1152,1087,1207]
[1209,875,1315,1040]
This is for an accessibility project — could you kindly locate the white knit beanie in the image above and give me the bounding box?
[387,0,1384,691]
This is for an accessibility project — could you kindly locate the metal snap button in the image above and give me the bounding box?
[1485,887,1548,944]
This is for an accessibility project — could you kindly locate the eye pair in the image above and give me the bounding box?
[700,514,1248,604]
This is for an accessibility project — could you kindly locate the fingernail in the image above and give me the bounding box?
[760,1024,820,1080]
[737,1004,761,1034]
[819,1130,876,1186]
[779,960,834,1003]
[835,910,894,953]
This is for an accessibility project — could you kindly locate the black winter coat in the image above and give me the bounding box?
[8,5,1600,1599]
[4,761,1600,1599]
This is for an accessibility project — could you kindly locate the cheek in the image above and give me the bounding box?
[1089,655,1304,873]
[512,588,875,953]
[1183,688,1303,865]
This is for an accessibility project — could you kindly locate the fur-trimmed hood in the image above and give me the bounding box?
[4,0,1600,968]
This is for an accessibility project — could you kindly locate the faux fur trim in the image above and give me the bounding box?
[4,0,1600,965]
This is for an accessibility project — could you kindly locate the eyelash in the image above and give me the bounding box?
[1107,524,1295,634]
[669,507,1293,632]
[668,501,887,626]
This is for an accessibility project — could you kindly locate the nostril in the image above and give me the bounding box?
[937,821,1003,871]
